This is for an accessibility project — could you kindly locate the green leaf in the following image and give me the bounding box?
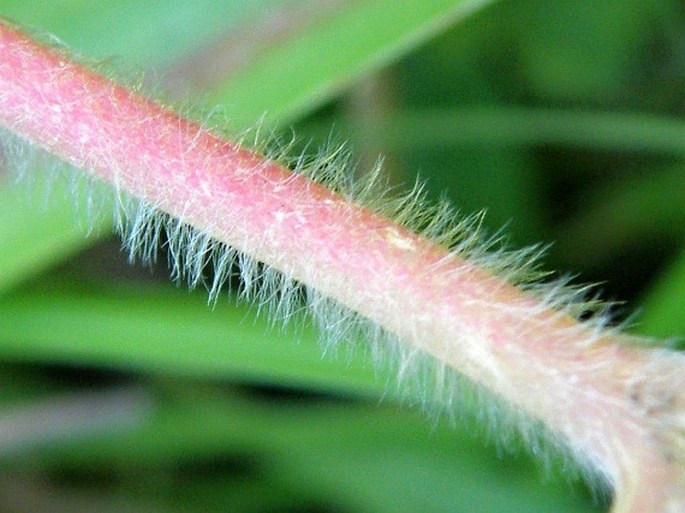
[342,106,685,155]
[0,0,273,69]
[637,250,685,341]
[11,392,598,513]
[199,0,497,128]
[0,179,107,294]
[0,278,384,397]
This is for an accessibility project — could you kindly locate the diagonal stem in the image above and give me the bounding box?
[0,21,683,512]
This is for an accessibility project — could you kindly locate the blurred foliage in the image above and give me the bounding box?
[0,0,684,511]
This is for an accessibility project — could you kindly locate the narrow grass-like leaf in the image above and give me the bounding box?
[10,393,598,513]
[348,106,685,155]
[194,0,497,128]
[0,278,387,397]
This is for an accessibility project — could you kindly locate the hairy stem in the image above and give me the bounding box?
[0,21,683,512]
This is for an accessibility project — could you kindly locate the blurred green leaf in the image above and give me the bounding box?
[0,0,273,69]
[13,393,598,513]
[199,0,497,128]
[0,179,106,294]
[357,106,685,156]
[637,250,685,340]
[516,0,662,102]
[0,278,384,397]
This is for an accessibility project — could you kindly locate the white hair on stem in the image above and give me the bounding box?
[0,122,647,485]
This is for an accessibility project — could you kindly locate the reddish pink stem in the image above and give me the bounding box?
[0,22,683,512]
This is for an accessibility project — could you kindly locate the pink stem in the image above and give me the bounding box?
[0,21,683,512]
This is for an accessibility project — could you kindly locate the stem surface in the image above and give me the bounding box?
[0,21,683,512]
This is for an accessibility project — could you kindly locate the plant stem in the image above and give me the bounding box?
[0,21,683,513]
